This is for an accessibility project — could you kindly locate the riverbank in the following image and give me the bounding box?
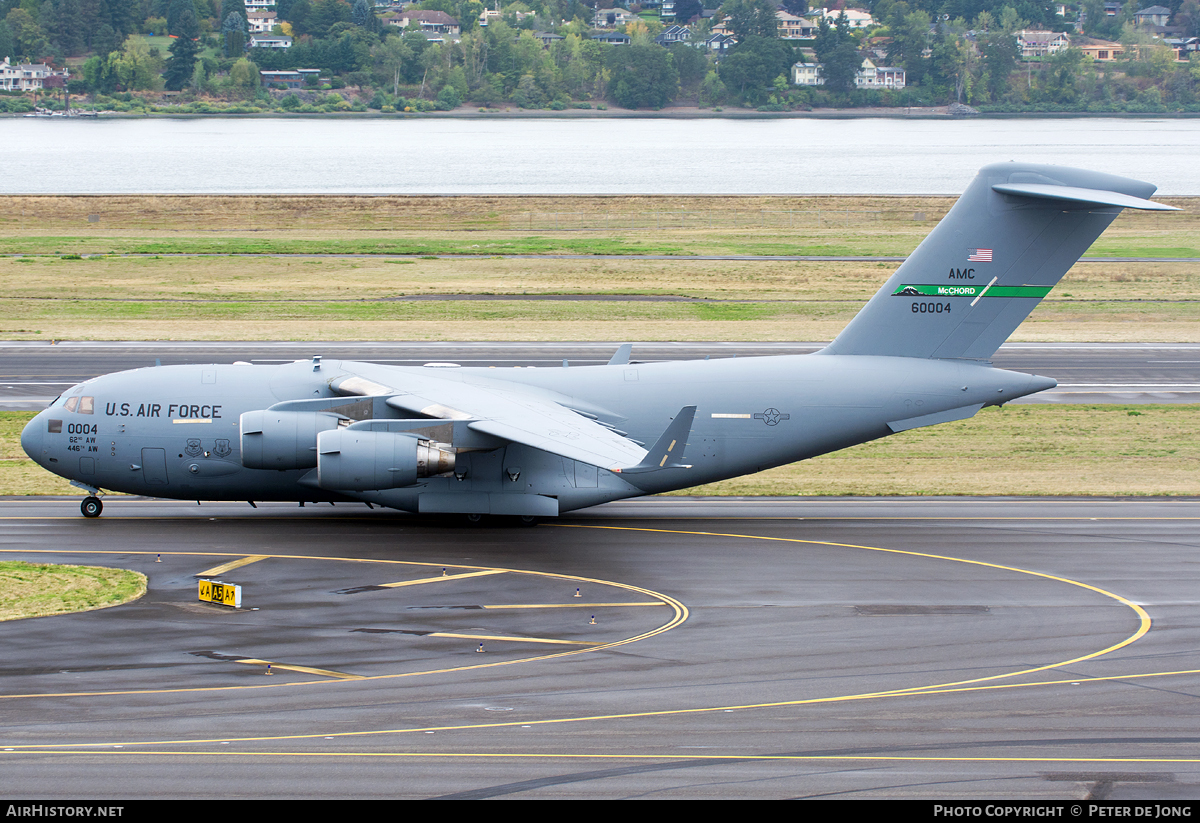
[12,104,1200,119]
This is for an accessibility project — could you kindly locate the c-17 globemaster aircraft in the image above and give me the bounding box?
[22,163,1178,520]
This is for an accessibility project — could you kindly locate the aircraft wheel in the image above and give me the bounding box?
[517,515,540,527]
[81,497,103,518]
[464,513,486,525]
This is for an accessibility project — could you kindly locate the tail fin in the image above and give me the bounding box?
[821,162,1177,361]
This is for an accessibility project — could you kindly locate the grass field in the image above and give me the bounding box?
[0,196,1194,499]
[4,406,1196,498]
[0,561,146,621]
[2,251,1198,341]
[1,194,1194,342]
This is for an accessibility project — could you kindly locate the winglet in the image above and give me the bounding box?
[614,406,695,474]
[607,343,633,366]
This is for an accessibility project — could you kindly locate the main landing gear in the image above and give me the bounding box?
[464,513,540,527]
[81,496,103,518]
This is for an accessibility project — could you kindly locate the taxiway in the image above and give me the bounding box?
[1,497,1199,799]
[1,341,1198,409]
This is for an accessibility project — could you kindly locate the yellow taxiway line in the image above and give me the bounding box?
[234,659,363,680]
[195,556,268,577]
[380,569,505,588]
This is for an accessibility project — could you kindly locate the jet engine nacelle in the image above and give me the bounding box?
[316,429,456,491]
[240,410,343,470]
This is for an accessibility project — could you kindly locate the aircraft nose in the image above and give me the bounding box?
[21,414,43,460]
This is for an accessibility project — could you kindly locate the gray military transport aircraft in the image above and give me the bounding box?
[21,162,1178,520]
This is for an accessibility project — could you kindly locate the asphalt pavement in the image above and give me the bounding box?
[0,340,1196,409]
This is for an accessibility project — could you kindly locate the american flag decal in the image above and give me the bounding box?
[968,248,993,262]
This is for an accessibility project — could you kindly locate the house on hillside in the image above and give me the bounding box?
[1076,38,1123,60]
[655,24,692,45]
[591,31,632,45]
[777,11,818,38]
[1134,5,1171,27]
[791,57,905,88]
[1016,29,1070,57]
[382,10,461,35]
[593,7,639,28]
[813,7,874,28]
[0,57,68,91]
[249,34,292,48]
[247,10,277,32]
[705,33,736,56]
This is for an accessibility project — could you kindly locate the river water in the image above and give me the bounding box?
[2,115,1197,195]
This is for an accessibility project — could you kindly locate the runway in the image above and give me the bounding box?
[2,497,1199,799]
[1,341,1198,409]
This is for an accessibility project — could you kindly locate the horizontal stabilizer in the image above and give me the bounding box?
[616,406,695,474]
[992,183,1179,211]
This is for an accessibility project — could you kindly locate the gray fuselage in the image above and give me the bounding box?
[21,354,1052,515]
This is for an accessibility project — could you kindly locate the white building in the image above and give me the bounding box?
[247,10,278,32]
[791,57,905,88]
[249,34,292,48]
[855,58,905,88]
[777,10,818,38]
[1016,29,1070,58]
[813,7,874,28]
[593,7,640,28]
[0,57,68,91]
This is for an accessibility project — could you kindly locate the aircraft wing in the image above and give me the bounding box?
[334,369,648,471]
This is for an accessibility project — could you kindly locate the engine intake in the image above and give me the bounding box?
[240,410,343,470]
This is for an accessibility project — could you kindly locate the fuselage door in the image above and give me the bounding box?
[141,448,169,485]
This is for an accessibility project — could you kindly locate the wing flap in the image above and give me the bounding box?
[351,371,647,470]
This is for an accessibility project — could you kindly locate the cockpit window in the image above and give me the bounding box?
[65,396,78,412]
[79,396,94,414]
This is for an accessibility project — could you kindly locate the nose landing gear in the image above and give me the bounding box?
[81,496,103,518]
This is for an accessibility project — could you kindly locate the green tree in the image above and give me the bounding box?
[0,19,15,62]
[228,56,260,95]
[698,68,727,105]
[721,0,779,39]
[673,0,702,22]
[1178,0,1200,37]
[668,40,709,94]
[374,32,410,96]
[888,9,931,87]
[221,11,245,57]
[220,0,248,29]
[719,34,795,104]
[929,23,974,102]
[166,0,196,35]
[92,22,121,57]
[4,8,49,59]
[606,42,678,108]
[163,6,199,90]
[1044,45,1084,104]
[111,35,164,90]
[39,0,88,57]
[813,12,860,94]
